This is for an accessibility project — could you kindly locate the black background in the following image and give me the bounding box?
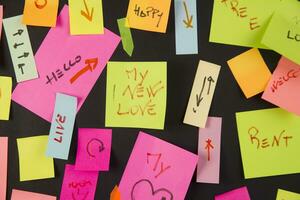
[0,0,300,199]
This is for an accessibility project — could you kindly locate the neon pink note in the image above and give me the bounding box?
[215,186,251,200]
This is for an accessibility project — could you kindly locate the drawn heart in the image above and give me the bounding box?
[131,179,173,200]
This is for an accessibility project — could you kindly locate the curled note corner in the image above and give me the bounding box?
[110,185,121,200]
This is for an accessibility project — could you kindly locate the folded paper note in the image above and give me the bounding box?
[227,48,271,98]
[119,132,198,200]
[117,18,134,56]
[105,62,167,129]
[75,128,112,171]
[46,93,77,160]
[276,189,300,200]
[262,57,300,116]
[184,60,220,128]
[0,76,12,120]
[12,5,120,122]
[210,0,282,48]
[215,186,251,200]
[0,137,8,200]
[175,0,198,55]
[22,0,59,27]
[17,135,54,181]
[60,164,98,200]
[3,15,38,83]
[0,5,2,38]
[261,1,300,65]
[126,0,171,33]
[69,0,104,35]
[197,117,222,184]
[11,189,56,200]
[236,108,300,179]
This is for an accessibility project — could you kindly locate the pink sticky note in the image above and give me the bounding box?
[119,132,198,200]
[75,128,112,171]
[262,56,300,116]
[11,189,56,200]
[60,164,98,200]
[0,137,8,200]
[12,5,120,122]
[197,117,222,184]
[215,186,251,200]
[0,5,3,38]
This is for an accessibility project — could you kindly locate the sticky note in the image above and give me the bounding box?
[69,0,104,35]
[227,48,271,98]
[119,132,198,200]
[0,137,8,200]
[210,0,282,48]
[110,185,121,200]
[262,57,300,116]
[197,117,222,184]
[117,18,134,56]
[276,189,300,200]
[11,189,56,200]
[215,186,251,200]
[3,15,38,83]
[46,93,77,160]
[0,5,3,38]
[0,76,12,120]
[75,128,112,171]
[22,0,59,27]
[261,1,300,65]
[60,164,98,200]
[126,0,171,33]
[175,0,198,55]
[105,62,167,130]
[17,135,55,181]
[184,60,220,128]
[12,5,120,122]
[236,108,300,179]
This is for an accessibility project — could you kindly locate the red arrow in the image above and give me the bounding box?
[205,139,214,161]
[70,58,98,84]
[81,0,94,21]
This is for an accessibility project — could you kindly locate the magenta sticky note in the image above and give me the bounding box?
[262,56,300,116]
[197,117,222,184]
[215,186,251,200]
[12,5,120,122]
[60,164,98,200]
[75,128,112,171]
[119,132,198,200]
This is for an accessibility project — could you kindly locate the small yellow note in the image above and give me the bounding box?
[0,76,12,120]
[276,189,300,200]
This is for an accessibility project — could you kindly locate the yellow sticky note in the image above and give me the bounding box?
[126,0,171,33]
[69,0,104,35]
[277,189,300,200]
[17,136,55,181]
[0,76,12,120]
[227,48,271,98]
[22,0,59,27]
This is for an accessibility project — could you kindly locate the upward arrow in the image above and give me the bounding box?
[183,1,193,28]
[81,0,94,22]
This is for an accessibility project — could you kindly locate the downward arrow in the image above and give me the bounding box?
[183,1,193,28]
[81,0,94,22]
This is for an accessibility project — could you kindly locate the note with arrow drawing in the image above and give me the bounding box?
[175,0,198,55]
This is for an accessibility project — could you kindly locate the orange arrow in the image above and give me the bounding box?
[70,58,98,84]
[183,1,193,28]
[81,0,94,22]
[110,185,121,200]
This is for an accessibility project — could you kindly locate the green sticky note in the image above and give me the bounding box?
[17,135,55,181]
[210,0,282,48]
[105,62,167,130]
[236,108,300,179]
[277,189,300,200]
[117,18,134,56]
[261,0,300,65]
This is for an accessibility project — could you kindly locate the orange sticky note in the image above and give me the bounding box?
[227,48,271,98]
[22,0,59,27]
[126,0,171,33]
[110,185,121,200]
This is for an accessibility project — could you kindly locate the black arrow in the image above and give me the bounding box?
[207,76,215,95]
[13,29,24,36]
[18,52,29,59]
[13,42,24,49]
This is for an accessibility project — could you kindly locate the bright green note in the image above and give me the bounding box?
[210,0,282,48]
[105,62,167,130]
[276,189,300,200]
[117,18,134,57]
[236,108,300,179]
[261,0,300,65]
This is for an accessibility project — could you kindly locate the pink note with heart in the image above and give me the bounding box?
[60,164,98,200]
[119,132,198,200]
[215,186,251,200]
[75,128,112,171]
[12,5,120,122]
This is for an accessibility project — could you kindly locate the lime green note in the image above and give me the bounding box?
[277,189,300,200]
[210,0,282,48]
[0,76,12,120]
[236,108,300,179]
[261,0,300,65]
[117,18,134,57]
[17,135,55,181]
[105,62,167,130]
